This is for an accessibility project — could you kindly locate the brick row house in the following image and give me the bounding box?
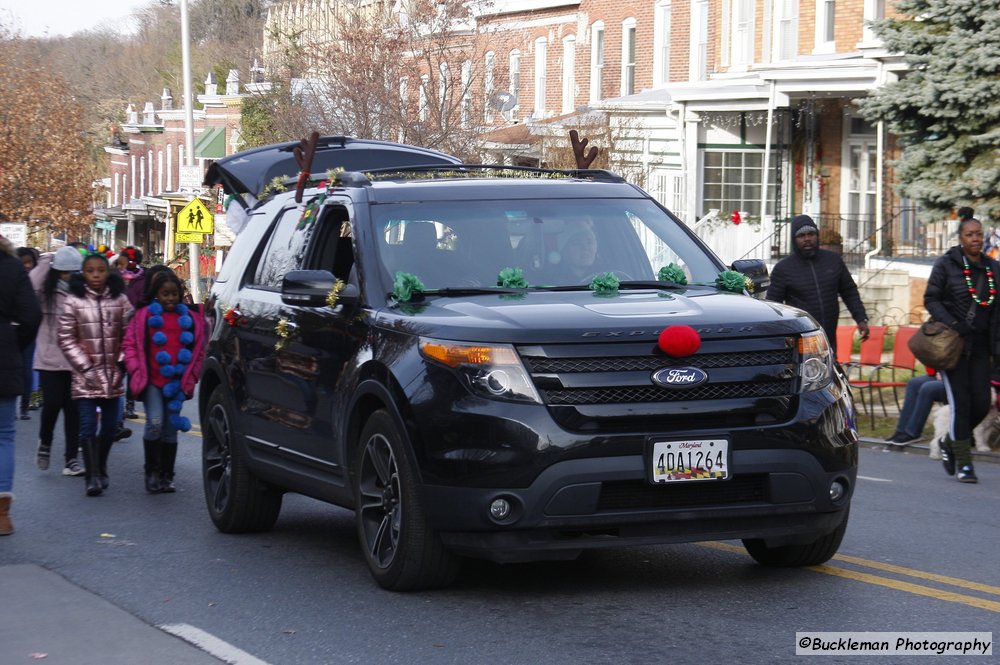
[96,70,256,277]
[262,0,917,267]
[104,0,922,291]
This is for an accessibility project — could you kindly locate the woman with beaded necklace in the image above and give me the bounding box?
[924,215,1000,483]
[122,270,206,493]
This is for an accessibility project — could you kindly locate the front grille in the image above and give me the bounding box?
[525,350,789,374]
[597,475,769,511]
[544,380,790,405]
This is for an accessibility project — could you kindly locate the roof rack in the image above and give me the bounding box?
[331,164,628,187]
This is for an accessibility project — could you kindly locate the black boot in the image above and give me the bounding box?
[158,442,177,493]
[142,439,161,493]
[19,397,30,420]
[98,436,114,490]
[940,437,956,476]
[124,399,137,420]
[81,437,102,496]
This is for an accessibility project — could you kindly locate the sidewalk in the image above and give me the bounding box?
[0,564,226,664]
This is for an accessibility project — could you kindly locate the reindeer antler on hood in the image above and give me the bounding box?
[293,131,320,203]
[569,129,599,169]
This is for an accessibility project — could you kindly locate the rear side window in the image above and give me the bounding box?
[251,203,314,290]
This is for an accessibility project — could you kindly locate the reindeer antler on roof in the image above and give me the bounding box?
[569,129,599,169]
[293,131,320,203]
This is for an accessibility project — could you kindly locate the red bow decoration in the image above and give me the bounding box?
[731,210,742,225]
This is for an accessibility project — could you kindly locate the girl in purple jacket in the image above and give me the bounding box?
[122,270,206,493]
[57,253,133,496]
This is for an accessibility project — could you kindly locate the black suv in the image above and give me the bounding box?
[199,138,858,590]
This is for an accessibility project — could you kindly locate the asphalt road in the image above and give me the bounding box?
[1,412,998,665]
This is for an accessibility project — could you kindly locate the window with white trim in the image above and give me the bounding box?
[506,50,520,121]
[399,77,408,120]
[862,0,885,42]
[484,51,495,122]
[439,62,450,114]
[562,35,576,114]
[773,0,799,61]
[731,0,755,68]
[691,0,709,80]
[621,18,636,96]
[461,60,472,128]
[653,0,672,86]
[702,150,778,218]
[589,21,604,104]
[534,37,547,118]
[419,74,429,122]
[814,0,835,52]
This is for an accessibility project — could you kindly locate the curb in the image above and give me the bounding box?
[858,437,1000,464]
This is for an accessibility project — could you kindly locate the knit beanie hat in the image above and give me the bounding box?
[792,214,819,238]
[52,246,85,271]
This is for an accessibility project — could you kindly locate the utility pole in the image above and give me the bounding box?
[180,0,200,302]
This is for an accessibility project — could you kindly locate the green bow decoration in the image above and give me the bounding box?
[715,270,748,294]
[392,272,425,303]
[658,263,688,285]
[497,267,528,288]
[589,272,620,295]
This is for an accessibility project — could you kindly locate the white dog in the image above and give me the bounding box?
[929,399,999,459]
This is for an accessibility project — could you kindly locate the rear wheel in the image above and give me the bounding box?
[202,385,282,533]
[742,508,850,567]
[354,410,460,590]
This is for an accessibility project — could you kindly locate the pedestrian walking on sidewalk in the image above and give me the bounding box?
[0,234,42,534]
[57,252,133,496]
[123,270,205,493]
[16,246,40,420]
[29,247,86,476]
[924,215,1000,483]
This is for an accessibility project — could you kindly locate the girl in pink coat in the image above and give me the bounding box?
[122,270,206,493]
[57,253,133,496]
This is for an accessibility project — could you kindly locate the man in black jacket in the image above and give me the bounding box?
[767,214,870,355]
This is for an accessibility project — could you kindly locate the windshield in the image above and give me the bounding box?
[372,198,720,290]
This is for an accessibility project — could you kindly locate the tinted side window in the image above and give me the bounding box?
[251,203,313,289]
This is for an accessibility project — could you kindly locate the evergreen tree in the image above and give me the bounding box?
[857,0,1000,219]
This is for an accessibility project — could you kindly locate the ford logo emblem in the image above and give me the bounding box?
[651,367,708,389]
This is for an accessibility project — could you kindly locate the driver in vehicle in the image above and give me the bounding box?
[551,220,598,282]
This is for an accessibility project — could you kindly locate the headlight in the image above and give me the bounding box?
[419,338,542,404]
[799,330,833,392]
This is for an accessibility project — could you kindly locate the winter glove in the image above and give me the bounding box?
[951,320,974,336]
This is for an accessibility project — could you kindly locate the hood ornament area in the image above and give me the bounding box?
[651,367,708,389]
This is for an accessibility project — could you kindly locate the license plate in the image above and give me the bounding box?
[651,439,729,483]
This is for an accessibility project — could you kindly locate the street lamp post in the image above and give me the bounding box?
[181,0,200,302]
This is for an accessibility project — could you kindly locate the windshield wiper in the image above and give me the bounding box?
[389,286,526,299]
[531,281,690,291]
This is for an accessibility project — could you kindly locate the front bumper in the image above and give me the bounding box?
[422,447,855,562]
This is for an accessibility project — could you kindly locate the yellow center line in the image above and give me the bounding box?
[698,541,1000,613]
[811,565,1000,614]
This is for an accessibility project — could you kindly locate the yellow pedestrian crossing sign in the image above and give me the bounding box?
[176,199,214,234]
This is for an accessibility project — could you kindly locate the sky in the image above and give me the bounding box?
[0,0,151,38]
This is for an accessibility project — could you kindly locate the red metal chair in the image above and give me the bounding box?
[847,325,890,428]
[835,325,857,368]
[863,326,921,413]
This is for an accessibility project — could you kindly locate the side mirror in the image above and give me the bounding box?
[730,259,769,299]
[281,270,359,308]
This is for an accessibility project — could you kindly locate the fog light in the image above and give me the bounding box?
[829,479,846,502]
[489,498,511,520]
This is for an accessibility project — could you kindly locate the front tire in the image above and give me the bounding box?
[742,508,850,567]
[202,385,282,533]
[354,410,460,591]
